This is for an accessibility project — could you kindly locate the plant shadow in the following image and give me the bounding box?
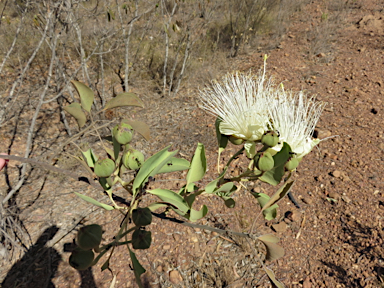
[2,225,97,288]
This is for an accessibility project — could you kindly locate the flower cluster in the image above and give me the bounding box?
[199,59,325,162]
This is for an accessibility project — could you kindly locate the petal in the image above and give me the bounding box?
[244,141,256,158]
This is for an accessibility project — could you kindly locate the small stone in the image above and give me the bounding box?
[301,197,313,205]
[331,170,342,178]
[169,270,183,285]
[303,276,312,288]
[156,265,163,273]
[374,190,380,195]
[191,236,198,243]
[328,192,340,200]
[163,244,171,250]
[272,222,287,232]
[315,129,332,139]
[342,195,352,203]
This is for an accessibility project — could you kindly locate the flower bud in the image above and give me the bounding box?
[113,123,133,145]
[285,157,299,171]
[261,131,279,147]
[123,149,144,170]
[77,224,103,250]
[256,151,274,171]
[229,135,244,145]
[94,158,115,178]
[69,248,94,270]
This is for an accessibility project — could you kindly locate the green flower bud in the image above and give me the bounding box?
[257,151,274,172]
[229,135,244,145]
[69,248,94,270]
[77,224,103,250]
[261,131,279,147]
[94,158,115,178]
[285,157,299,171]
[123,149,144,170]
[113,123,133,145]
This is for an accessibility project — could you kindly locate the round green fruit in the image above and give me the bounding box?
[261,131,279,147]
[94,158,115,178]
[257,151,274,172]
[285,157,299,171]
[113,123,133,145]
[125,149,144,170]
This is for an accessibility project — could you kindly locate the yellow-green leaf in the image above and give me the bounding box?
[71,81,94,112]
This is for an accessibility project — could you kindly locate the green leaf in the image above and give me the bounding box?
[132,146,177,195]
[147,202,167,212]
[186,143,206,186]
[215,117,228,152]
[184,193,196,208]
[224,198,235,208]
[101,259,110,271]
[263,266,285,288]
[74,192,114,211]
[81,149,98,168]
[132,208,152,227]
[263,205,278,221]
[204,179,219,194]
[63,103,87,128]
[250,192,278,220]
[189,205,208,222]
[214,182,236,196]
[128,247,146,288]
[112,136,121,161]
[104,92,144,110]
[260,143,291,185]
[122,119,150,141]
[71,81,94,112]
[132,229,152,249]
[261,180,294,212]
[147,189,189,214]
[157,157,190,173]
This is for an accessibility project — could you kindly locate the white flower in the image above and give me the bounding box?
[199,68,274,143]
[268,87,325,159]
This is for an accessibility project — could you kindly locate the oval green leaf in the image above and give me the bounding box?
[63,103,86,128]
[122,119,150,141]
[104,92,144,110]
[186,143,206,186]
[74,192,114,211]
[157,157,190,173]
[147,188,189,213]
[71,80,94,112]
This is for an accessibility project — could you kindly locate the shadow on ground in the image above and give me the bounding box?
[2,225,97,288]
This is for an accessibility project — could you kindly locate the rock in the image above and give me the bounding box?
[328,192,340,200]
[342,195,352,203]
[314,129,332,139]
[163,244,171,250]
[169,270,183,285]
[272,222,287,232]
[331,170,342,178]
[301,196,313,205]
[303,276,312,288]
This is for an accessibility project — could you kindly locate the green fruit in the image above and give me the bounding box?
[229,135,244,145]
[69,248,94,270]
[285,157,299,171]
[122,151,131,169]
[257,151,274,171]
[113,123,133,145]
[77,224,103,250]
[94,158,115,177]
[126,149,144,170]
[261,131,279,147]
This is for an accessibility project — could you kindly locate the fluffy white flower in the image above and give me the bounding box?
[199,68,274,143]
[268,87,325,159]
